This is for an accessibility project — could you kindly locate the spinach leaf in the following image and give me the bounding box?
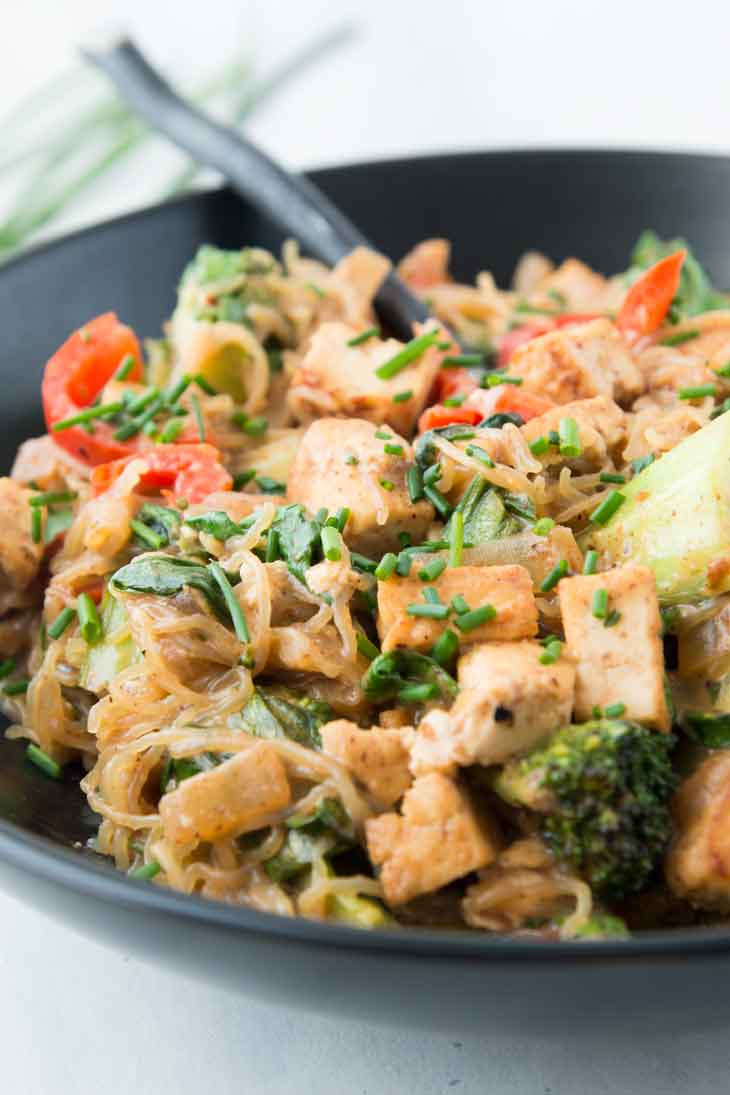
[137,503,180,547]
[445,475,519,545]
[110,555,228,617]
[231,686,332,750]
[681,712,730,748]
[362,651,458,704]
[159,751,222,793]
[415,424,479,469]
[185,509,246,541]
[478,411,525,429]
[264,797,355,882]
[269,504,323,583]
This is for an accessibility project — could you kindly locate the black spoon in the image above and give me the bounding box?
[83,35,438,344]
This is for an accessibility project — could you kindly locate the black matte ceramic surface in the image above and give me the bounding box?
[2,150,730,1035]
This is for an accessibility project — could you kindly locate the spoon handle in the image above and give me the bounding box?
[84,36,431,339]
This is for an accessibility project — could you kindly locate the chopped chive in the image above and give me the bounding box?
[631,453,655,474]
[384,442,404,456]
[193,374,217,395]
[407,464,424,503]
[592,588,609,619]
[590,490,626,526]
[715,362,730,378]
[660,329,700,346]
[375,429,392,440]
[232,469,257,490]
[539,559,568,593]
[432,629,459,666]
[583,549,599,575]
[114,354,137,381]
[26,743,61,779]
[547,429,561,446]
[539,639,563,665]
[130,861,161,881]
[333,507,350,532]
[164,374,192,404]
[344,452,359,466]
[159,417,184,443]
[399,532,413,549]
[592,705,603,720]
[130,519,164,550]
[351,552,377,574]
[77,592,102,644]
[406,539,450,554]
[711,398,730,420]
[442,427,476,442]
[423,484,453,519]
[423,587,441,604]
[395,552,413,577]
[237,415,268,437]
[533,517,555,536]
[604,609,622,628]
[3,679,29,696]
[679,384,717,400]
[529,436,550,457]
[30,506,42,543]
[347,326,380,347]
[604,701,626,717]
[465,444,495,468]
[406,602,450,619]
[380,478,395,492]
[419,557,447,583]
[441,353,484,367]
[320,525,342,562]
[29,490,78,507]
[127,386,161,416]
[423,464,442,487]
[393,389,413,403]
[558,417,581,458]
[398,682,438,703]
[356,632,380,661]
[47,606,76,640]
[265,528,280,563]
[190,392,206,441]
[437,340,453,350]
[208,562,250,642]
[450,509,464,566]
[599,472,626,484]
[307,281,326,298]
[143,420,159,438]
[443,395,465,407]
[450,594,470,615]
[52,401,125,431]
[375,330,440,379]
[455,603,497,632]
[375,552,398,581]
[485,373,523,387]
[0,659,15,679]
[256,477,285,494]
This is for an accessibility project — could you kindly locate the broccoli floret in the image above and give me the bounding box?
[571,913,629,940]
[494,720,676,899]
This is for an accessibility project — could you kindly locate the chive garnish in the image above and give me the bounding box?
[529,436,550,457]
[52,401,125,432]
[406,602,450,619]
[127,386,160,416]
[191,392,206,441]
[631,454,655,474]
[660,329,700,347]
[485,373,523,387]
[558,417,581,458]
[599,472,626,484]
[344,452,359,466]
[130,861,161,881]
[320,526,342,562]
[232,469,256,490]
[423,464,442,487]
[604,610,622,628]
[465,444,495,468]
[395,552,413,576]
[384,442,404,456]
[356,632,380,661]
[715,362,730,378]
[539,559,568,593]
[407,465,424,503]
[449,510,464,566]
[583,549,599,575]
[207,562,250,642]
[3,679,29,695]
[114,354,137,381]
[26,743,61,779]
[375,330,440,380]
[590,490,625,526]
[256,477,285,494]
[29,490,77,507]
[423,587,441,604]
[398,682,438,703]
[374,553,398,581]
[351,552,377,574]
[265,528,280,563]
[419,557,447,583]
[443,395,465,407]
[393,389,413,403]
[679,384,717,400]
[47,606,76,640]
[455,603,497,632]
[450,594,470,615]
[432,629,459,666]
[233,414,268,437]
[547,429,561,446]
[375,429,391,440]
[441,353,483,368]
[604,701,626,717]
[193,374,217,396]
[130,519,165,550]
[592,589,609,619]
[30,507,42,543]
[165,375,192,404]
[160,418,184,443]
[533,517,555,536]
[347,326,380,347]
[539,639,562,665]
[423,484,452,519]
[77,592,102,644]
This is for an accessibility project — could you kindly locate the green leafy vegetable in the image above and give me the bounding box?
[444,475,520,545]
[110,555,228,617]
[184,510,245,541]
[680,711,730,748]
[263,797,355,882]
[571,913,629,940]
[232,686,332,750]
[79,593,141,694]
[268,503,323,584]
[135,503,180,548]
[362,651,458,705]
[629,230,729,320]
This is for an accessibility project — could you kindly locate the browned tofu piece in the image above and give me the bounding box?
[0,478,45,591]
[320,719,412,808]
[410,641,575,773]
[520,395,626,470]
[366,772,499,906]
[558,566,669,730]
[288,321,441,435]
[159,743,290,847]
[286,418,433,555]
[508,318,644,406]
[377,564,537,653]
[666,752,730,910]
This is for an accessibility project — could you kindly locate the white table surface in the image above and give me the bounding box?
[2,1,730,1091]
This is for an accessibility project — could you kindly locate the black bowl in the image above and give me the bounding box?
[2,149,730,1036]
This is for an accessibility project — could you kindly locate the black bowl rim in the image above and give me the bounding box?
[3,145,730,963]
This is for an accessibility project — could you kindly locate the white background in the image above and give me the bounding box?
[2,1,730,1092]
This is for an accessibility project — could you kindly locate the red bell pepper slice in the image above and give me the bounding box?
[616,250,686,343]
[91,443,232,504]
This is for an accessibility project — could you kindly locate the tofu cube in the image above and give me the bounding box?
[410,640,575,774]
[286,417,433,555]
[520,395,626,470]
[288,321,442,435]
[666,752,730,910]
[508,318,644,406]
[0,478,45,591]
[366,772,500,906]
[320,719,412,808]
[558,565,669,730]
[377,564,537,652]
[159,743,290,847]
